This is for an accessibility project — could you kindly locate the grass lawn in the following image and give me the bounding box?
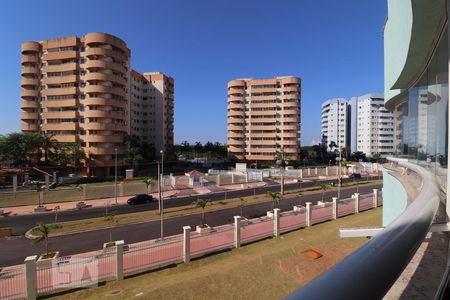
[49,208,382,300]
[42,180,381,236]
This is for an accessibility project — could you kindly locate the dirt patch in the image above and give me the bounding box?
[302,248,323,260]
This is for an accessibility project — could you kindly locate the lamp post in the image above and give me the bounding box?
[276,148,286,196]
[114,148,118,205]
[160,149,164,240]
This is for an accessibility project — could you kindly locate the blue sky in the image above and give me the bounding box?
[0,0,386,145]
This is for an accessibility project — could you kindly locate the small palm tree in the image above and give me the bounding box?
[193,199,209,227]
[319,183,331,202]
[267,191,282,212]
[239,197,246,217]
[143,177,154,194]
[32,222,60,256]
[104,211,118,242]
[53,206,60,223]
[36,182,44,207]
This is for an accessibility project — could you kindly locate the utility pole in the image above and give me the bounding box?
[114,148,118,205]
[160,150,164,240]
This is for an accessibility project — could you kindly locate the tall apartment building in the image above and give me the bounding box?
[321,98,349,151]
[350,93,394,157]
[20,32,174,176]
[227,76,301,162]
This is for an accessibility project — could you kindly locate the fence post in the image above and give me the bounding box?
[354,193,360,213]
[217,174,221,186]
[299,169,303,178]
[373,189,378,208]
[315,168,318,175]
[45,175,50,189]
[183,226,191,262]
[116,240,124,280]
[245,172,249,183]
[325,167,329,176]
[332,197,338,219]
[234,216,241,248]
[306,202,312,227]
[231,173,235,184]
[53,171,57,184]
[307,168,311,176]
[273,208,281,237]
[82,184,87,200]
[25,255,37,300]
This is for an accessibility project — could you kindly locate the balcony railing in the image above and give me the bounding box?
[286,157,441,299]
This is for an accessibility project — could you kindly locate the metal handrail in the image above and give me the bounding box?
[285,157,440,300]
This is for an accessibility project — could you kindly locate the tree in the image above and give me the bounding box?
[267,191,282,212]
[319,183,331,202]
[143,177,154,194]
[350,151,367,162]
[50,142,86,167]
[32,222,61,256]
[193,199,209,227]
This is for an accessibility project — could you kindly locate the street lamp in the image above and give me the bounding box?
[276,148,286,196]
[114,148,118,205]
[159,149,164,240]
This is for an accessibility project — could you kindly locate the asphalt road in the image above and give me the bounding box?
[0,181,381,267]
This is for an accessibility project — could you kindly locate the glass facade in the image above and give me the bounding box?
[393,27,448,187]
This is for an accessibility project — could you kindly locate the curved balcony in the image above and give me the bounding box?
[227,132,244,138]
[278,140,298,146]
[21,123,39,131]
[249,140,276,146]
[84,32,129,54]
[228,95,245,101]
[42,62,78,73]
[42,75,79,85]
[21,100,39,109]
[227,124,244,131]
[83,122,127,131]
[228,146,245,153]
[86,146,126,155]
[21,55,38,64]
[53,135,80,143]
[42,51,79,61]
[281,117,299,123]
[281,86,300,93]
[227,103,244,110]
[21,78,39,87]
[85,47,128,63]
[85,60,127,74]
[227,80,246,88]
[85,72,127,85]
[21,42,40,54]
[21,66,38,75]
[21,89,39,98]
[228,110,245,117]
[84,85,127,98]
[41,123,79,131]
[84,135,124,143]
[286,158,440,299]
[279,132,298,138]
[41,99,78,108]
[41,111,80,119]
[227,89,244,96]
[251,132,276,138]
[42,87,79,96]
[84,97,127,108]
[83,110,126,120]
[280,77,300,85]
[227,139,245,146]
[21,112,39,120]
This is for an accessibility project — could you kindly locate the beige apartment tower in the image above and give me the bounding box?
[20,32,174,176]
[227,76,301,162]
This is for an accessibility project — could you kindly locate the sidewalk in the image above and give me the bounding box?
[0,181,267,216]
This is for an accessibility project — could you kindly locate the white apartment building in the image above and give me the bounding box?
[321,98,349,151]
[350,93,394,157]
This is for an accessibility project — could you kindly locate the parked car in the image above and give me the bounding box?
[127,194,153,205]
[349,173,362,179]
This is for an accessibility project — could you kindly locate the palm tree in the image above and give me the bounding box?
[193,199,209,227]
[36,182,44,207]
[319,183,331,202]
[267,191,282,212]
[239,197,246,217]
[143,177,154,194]
[32,222,60,256]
